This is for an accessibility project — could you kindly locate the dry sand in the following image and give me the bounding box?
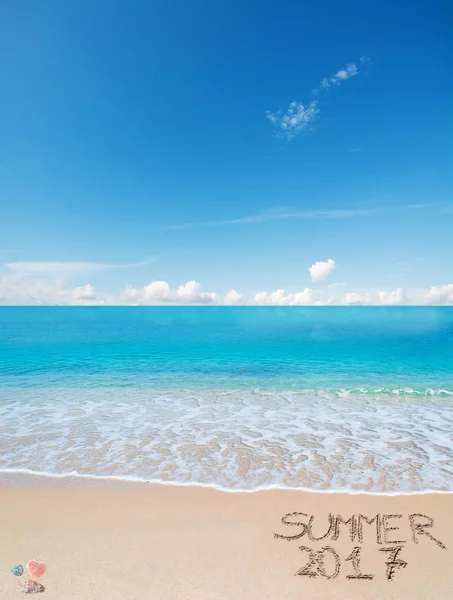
[0,478,452,599]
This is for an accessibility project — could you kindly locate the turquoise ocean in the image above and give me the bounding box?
[0,307,452,493]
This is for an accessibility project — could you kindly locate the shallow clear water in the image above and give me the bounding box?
[1,307,452,492]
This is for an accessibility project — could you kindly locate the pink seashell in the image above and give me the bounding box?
[26,560,46,579]
[19,579,45,594]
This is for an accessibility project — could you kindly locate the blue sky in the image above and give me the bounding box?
[0,0,451,305]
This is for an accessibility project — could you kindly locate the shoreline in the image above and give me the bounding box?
[1,469,452,495]
[1,479,452,598]
[3,385,452,493]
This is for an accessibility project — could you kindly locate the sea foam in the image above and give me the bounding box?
[1,386,452,493]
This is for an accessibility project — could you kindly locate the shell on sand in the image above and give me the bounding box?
[19,579,45,594]
[26,560,46,579]
[11,563,24,577]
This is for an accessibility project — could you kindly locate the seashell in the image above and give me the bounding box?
[11,563,24,576]
[26,560,46,579]
[19,579,45,593]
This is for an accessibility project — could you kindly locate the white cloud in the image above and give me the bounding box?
[253,289,288,305]
[378,288,408,306]
[334,64,358,82]
[0,277,62,305]
[0,277,451,306]
[291,288,313,305]
[72,284,96,300]
[340,292,366,306]
[224,289,245,305]
[252,288,312,306]
[316,62,359,92]
[424,284,453,305]
[120,280,219,305]
[120,285,141,303]
[309,259,337,281]
[0,274,107,306]
[143,280,172,302]
[266,100,319,140]
[266,57,368,140]
[176,280,219,304]
[1,261,451,306]
[339,288,410,306]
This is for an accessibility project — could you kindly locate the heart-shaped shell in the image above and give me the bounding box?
[26,560,46,579]
[11,563,24,576]
[19,579,45,593]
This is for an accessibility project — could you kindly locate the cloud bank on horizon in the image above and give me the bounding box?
[1,260,452,306]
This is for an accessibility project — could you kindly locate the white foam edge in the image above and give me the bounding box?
[1,468,452,496]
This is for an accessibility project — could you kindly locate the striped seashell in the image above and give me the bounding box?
[26,560,46,579]
[19,579,45,594]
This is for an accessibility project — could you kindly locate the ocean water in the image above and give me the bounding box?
[0,306,452,493]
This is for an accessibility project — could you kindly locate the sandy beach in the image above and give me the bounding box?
[0,478,452,599]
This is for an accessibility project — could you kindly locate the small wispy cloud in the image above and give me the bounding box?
[3,259,153,275]
[266,100,319,140]
[165,207,374,230]
[166,202,439,231]
[313,57,369,95]
[317,63,358,92]
[266,57,369,140]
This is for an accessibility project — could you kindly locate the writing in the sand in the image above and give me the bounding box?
[274,512,446,581]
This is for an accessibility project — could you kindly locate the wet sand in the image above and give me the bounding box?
[0,479,452,599]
